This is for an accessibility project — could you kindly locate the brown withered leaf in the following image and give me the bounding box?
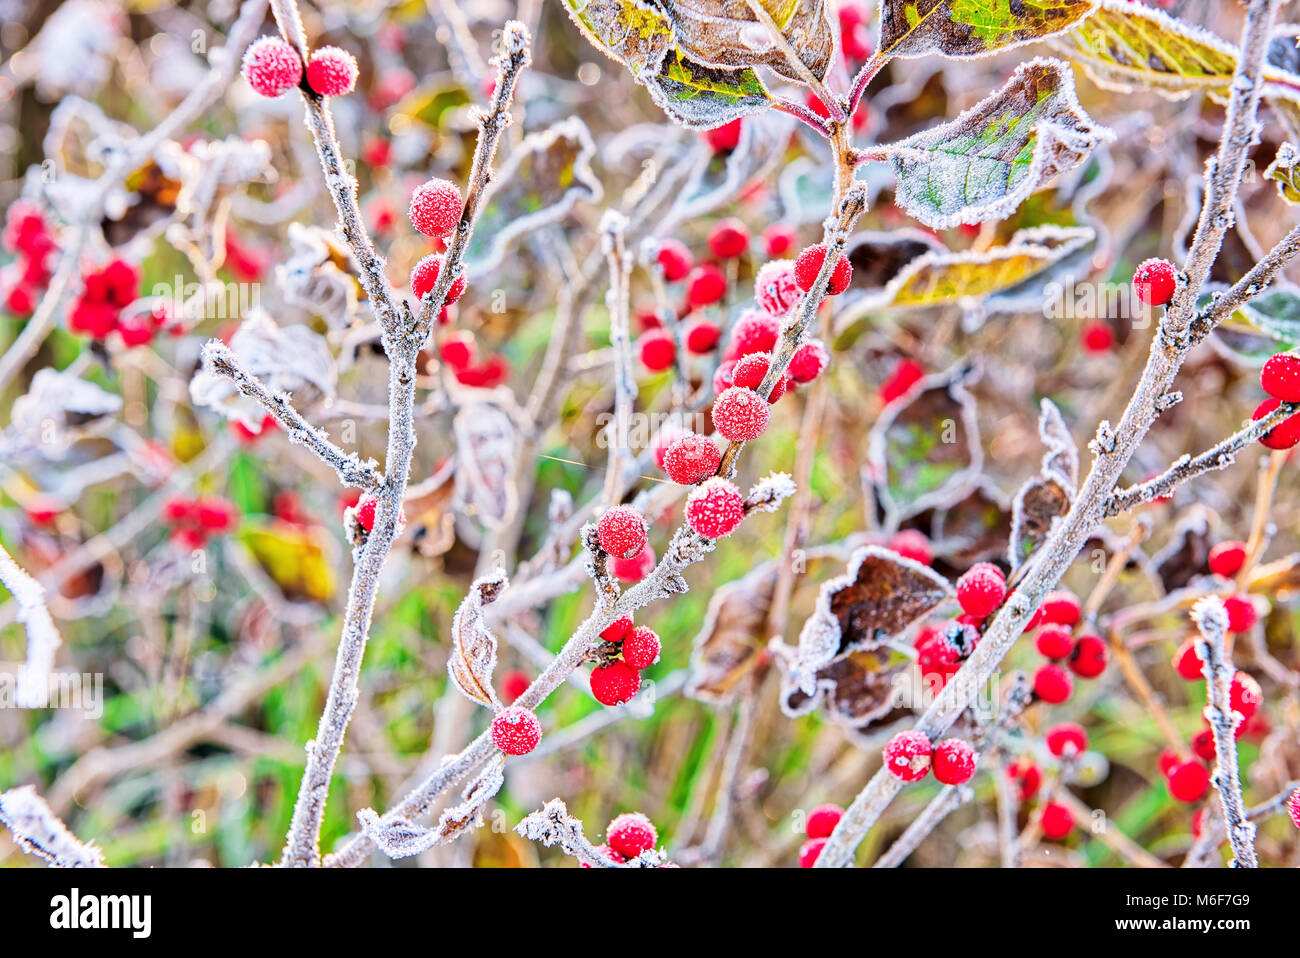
[776,645,910,734]
[930,477,1012,573]
[790,545,952,694]
[666,0,836,84]
[878,0,1099,60]
[1008,399,1080,570]
[1037,398,1079,490]
[686,561,779,705]
[447,571,507,710]
[406,461,457,559]
[1152,506,1213,594]
[452,403,518,530]
[843,228,945,292]
[434,755,505,845]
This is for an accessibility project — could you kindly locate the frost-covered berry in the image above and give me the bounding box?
[591,660,641,706]
[731,352,790,401]
[639,328,677,372]
[610,543,655,582]
[1166,759,1209,803]
[1040,801,1074,840]
[932,738,977,785]
[621,625,661,669]
[804,803,843,839]
[883,729,932,782]
[712,359,736,397]
[713,386,770,441]
[411,254,466,304]
[1172,636,1204,680]
[354,494,378,532]
[656,238,693,281]
[601,615,633,642]
[762,223,797,258]
[686,264,727,307]
[490,706,541,755]
[1261,352,1300,402]
[242,36,303,97]
[793,243,852,295]
[408,178,463,237]
[662,432,721,484]
[888,529,932,565]
[754,260,801,316]
[1223,594,1258,634]
[1040,589,1081,627]
[1133,258,1177,306]
[955,562,1006,618]
[1034,625,1074,661]
[1230,670,1262,721]
[1033,663,1073,704]
[798,837,826,868]
[1191,727,1216,762]
[1045,722,1087,758]
[1207,540,1248,578]
[916,629,961,682]
[729,310,780,356]
[1069,632,1107,679]
[684,316,720,354]
[606,813,657,858]
[789,339,829,383]
[440,330,476,370]
[305,46,359,96]
[1288,789,1300,829]
[1254,397,1300,449]
[685,477,745,539]
[596,505,647,559]
[708,218,750,259]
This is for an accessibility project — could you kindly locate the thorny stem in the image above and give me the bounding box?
[1191,598,1258,868]
[816,0,1287,868]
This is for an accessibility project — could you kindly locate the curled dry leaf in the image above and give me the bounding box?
[790,544,953,694]
[452,402,518,530]
[447,570,508,710]
[1008,399,1079,570]
[6,368,122,456]
[433,755,506,846]
[1152,505,1214,594]
[878,0,1100,61]
[774,644,910,734]
[928,477,1012,573]
[277,223,362,327]
[886,58,1112,229]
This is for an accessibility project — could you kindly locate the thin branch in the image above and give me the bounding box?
[0,542,63,708]
[0,786,105,868]
[742,0,844,123]
[600,211,637,505]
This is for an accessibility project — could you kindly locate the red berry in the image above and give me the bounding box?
[883,729,932,782]
[601,616,633,642]
[1134,258,1177,307]
[1035,625,1075,661]
[1229,670,1262,721]
[440,331,477,370]
[652,424,689,470]
[411,254,466,304]
[754,260,801,316]
[729,310,780,357]
[713,387,770,442]
[1040,801,1074,840]
[1261,353,1300,403]
[490,706,541,755]
[305,46,358,97]
[793,243,852,295]
[888,529,932,565]
[684,316,720,354]
[590,661,642,706]
[762,224,797,258]
[707,218,750,259]
[621,625,661,669]
[932,738,977,785]
[1040,590,1081,627]
[798,837,827,868]
[1208,540,1248,578]
[1288,790,1300,829]
[731,352,782,397]
[354,495,378,532]
[788,339,829,384]
[1166,759,1209,802]
[1007,757,1042,800]
[25,495,63,526]
[1069,633,1108,679]
[606,812,657,859]
[954,562,1006,618]
[501,669,530,704]
[686,264,727,308]
[1190,727,1216,762]
[408,178,463,238]
[1172,637,1205,680]
[1223,595,1257,634]
[662,432,722,484]
[68,299,119,339]
[1033,663,1073,704]
[1045,722,1088,758]
[196,497,237,533]
[656,239,693,281]
[880,358,925,404]
[596,505,647,559]
[1080,321,1114,353]
[1253,397,1300,449]
[609,543,655,582]
[702,118,742,153]
[685,477,745,539]
[805,803,843,839]
[638,328,677,372]
[116,315,155,348]
[242,36,303,98]
[916,629,961,681]
[712,360,737,397]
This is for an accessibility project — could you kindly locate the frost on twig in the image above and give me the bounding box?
[447,572,508,711]
[357,757,505,859]
[1191,596,1258,868]
[516,799,667,868]
[0,543,64,708]
[0,786,105,867]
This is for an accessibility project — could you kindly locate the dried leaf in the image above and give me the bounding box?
[878,0,1100,60]
[929,477,1012,571]
[1037,398,1079,491]
[790,545,952,693]
[448,571,507,710]
[1008,402,1081,573]
[686,561,779,705]
[666,0,836,83]
[433,756,506,845]
[452,403,518,530]
[843,228,945,291]
[867,361,983,522]
[887,58,1112,229]
[1152,506,1213,594]
[776,645,910,734]
[6,369,122,456]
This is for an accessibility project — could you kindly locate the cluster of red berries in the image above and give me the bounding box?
[586,812,661,866]
[588,614,660,707]
[162,495,238,549]
[69,259,163,347]
[797,802,843,867]
[439,330,510,388]
[1,201,55,318]
[1253,352,1300,450]
[1022,588,1109,704]
[242,36,358,98]
[882,729,978,786]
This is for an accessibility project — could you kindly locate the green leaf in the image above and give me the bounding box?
[877,0,1100,60]
[1264,141,1300,205]
[644,51,771,128]
[886,58,1111,228]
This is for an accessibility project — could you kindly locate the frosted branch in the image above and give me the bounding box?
[0,786,105,868]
